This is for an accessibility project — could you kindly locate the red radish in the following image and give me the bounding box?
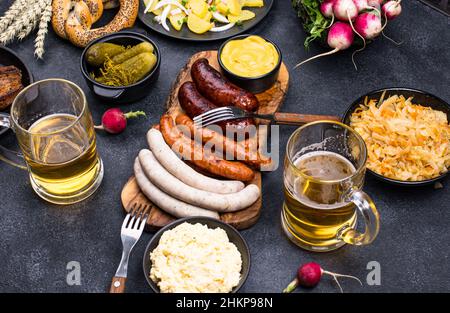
[345,9,367,71]
[333,0,358,21]
[95,108,146,134]
[353,0,380,14]
[320,1,335,18]
[380,0,403,44]
[294,22,354,69]
[283,262,362,293]
[367,0,382,12]
[327,22,354,49]
[367,0,383,6]
[296,262,322,287]
[353,0,368,12]
[354,11,382,39]
[382,0,402,20]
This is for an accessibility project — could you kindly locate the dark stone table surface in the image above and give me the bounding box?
[0,0,449,293]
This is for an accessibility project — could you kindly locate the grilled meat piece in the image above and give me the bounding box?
[0,65,23,110]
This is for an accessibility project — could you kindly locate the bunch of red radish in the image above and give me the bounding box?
[296,0,402,69]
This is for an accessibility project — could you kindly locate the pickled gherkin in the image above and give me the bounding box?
[85,43,126,67]
[87,40,158,87]
[110,42,154,65]
[93,52,157,87]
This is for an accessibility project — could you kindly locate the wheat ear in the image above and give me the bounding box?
[34,0,52,59]
[0,0,34,44]
[0,0,26,33]
[18,1,44,40]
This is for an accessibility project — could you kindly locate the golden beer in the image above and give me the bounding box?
[1,79,103,204]
[26,113,101,198]
[283,152,358,250]
[282,121,380,252]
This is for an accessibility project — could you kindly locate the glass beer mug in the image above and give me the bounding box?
[282,121,380,252]
[0,79,103,204]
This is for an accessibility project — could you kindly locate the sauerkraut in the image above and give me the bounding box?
[350,94,450,181]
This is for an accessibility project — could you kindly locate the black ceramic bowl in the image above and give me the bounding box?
[80,31,161,104]
[343,87,450,186]
[0,46,33,97]
[218,34,282,94]
[143,217,251,293]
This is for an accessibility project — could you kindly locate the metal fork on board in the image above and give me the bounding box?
[193,106,340,128]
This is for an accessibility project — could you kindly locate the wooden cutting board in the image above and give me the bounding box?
[121,50,289,231]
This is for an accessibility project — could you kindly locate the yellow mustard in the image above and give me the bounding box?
[221,35,279,78]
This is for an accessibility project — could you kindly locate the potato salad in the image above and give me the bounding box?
[143,0,265,34]
[150,222,242,293]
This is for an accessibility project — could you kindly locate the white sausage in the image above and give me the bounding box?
[147,128,244,193]
[138,150,260,212]
[134,158,219,219]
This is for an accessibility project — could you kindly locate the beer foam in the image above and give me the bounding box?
[293,151,356,180]
[292,151,356,210]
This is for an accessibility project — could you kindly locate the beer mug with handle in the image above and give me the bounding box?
[282,121,380,252]
[0,79,103,205]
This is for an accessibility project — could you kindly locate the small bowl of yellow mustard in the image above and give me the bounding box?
[218,34,282,94]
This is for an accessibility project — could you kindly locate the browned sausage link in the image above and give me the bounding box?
[175,114,272,169]
[160,115,255,182]
[220,116,255,138]
[178,81,255,133]
[178,82,216,117]
[191,58,260,112]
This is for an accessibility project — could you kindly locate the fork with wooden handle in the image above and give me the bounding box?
[193,106,341,128]
[110,203,149,293]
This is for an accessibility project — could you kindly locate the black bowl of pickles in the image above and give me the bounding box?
[81,31,161,104]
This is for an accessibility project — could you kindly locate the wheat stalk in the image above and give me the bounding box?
[0,0,27,33]
[0,0,52,58]
[0,19,24,44]
[18,19,39,41]
[34,0,52,59]
[18,1,44,40]
[0,0,36,44]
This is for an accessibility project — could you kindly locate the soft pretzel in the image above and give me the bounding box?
[83,0,104,23]
[103,0,119,9]
[52,0,138,47]
[52,0,104,39]
[52,0,72,39]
